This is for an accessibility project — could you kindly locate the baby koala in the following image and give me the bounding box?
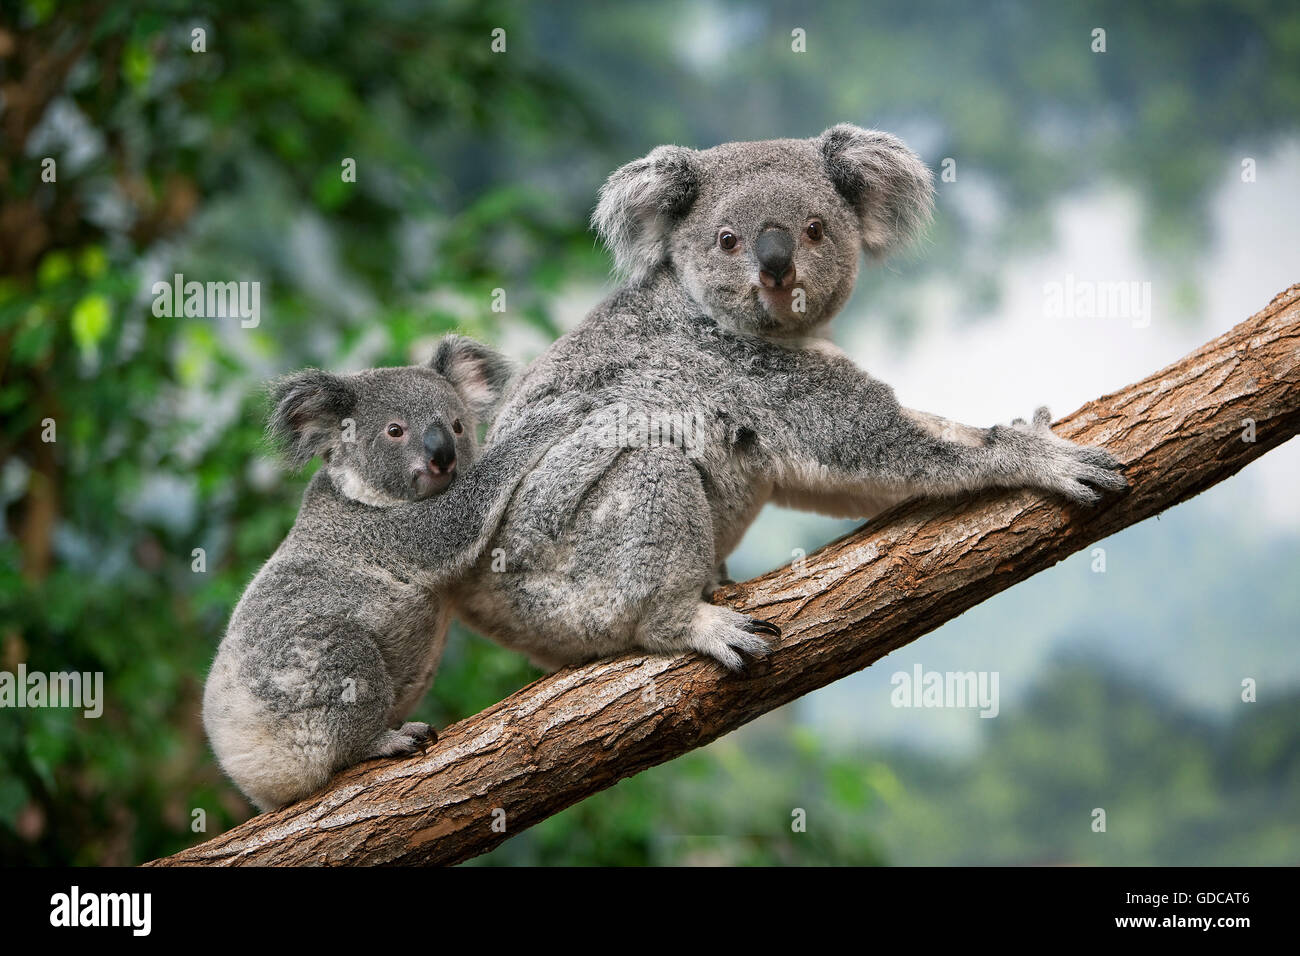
[203,335,539,812]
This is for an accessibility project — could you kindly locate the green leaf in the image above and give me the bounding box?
[79,246,109,280]
[123,41,154,92]
[37,252,72,289]
[71,294,112,356]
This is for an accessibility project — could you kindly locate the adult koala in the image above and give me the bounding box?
[449,125,1127,670]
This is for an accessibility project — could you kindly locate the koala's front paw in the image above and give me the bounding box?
[1007,406,1128,506]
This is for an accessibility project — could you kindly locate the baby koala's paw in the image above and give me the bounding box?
[366,722,438,759]
[1007,406,1128,506]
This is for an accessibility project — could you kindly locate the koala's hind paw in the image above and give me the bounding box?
[366,722,437,759]
[685,604,777,670]
[399,721,437,744]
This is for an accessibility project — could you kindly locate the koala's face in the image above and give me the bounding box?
[671,143,863,336]
[593,125,934,337]
[268,335,517,506]
[328,368,474,504]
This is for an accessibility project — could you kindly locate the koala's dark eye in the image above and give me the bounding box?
[386,423,404,438]
[717,229,738,252]
[451,419,463,435]
[805,219,824,242]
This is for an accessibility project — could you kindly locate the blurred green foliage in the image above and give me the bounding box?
[0,0,602,864]
[0,0,1297,865]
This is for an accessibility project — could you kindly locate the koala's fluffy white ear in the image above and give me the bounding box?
[819,124,934,257]
[591,144,699,280]
[430,334,518,421]
[267,369,356,469]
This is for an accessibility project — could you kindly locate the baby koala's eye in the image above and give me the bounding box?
[451,419,463,435]
[805,219,824,242]
[717,229,738,252]
[386,423,404,438]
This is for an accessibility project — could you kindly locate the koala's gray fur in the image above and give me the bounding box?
[448,125,1127,671]
[202,336,568,811]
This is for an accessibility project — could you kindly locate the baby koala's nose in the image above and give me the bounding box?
[422,422,457,474]
[756,227,796,288]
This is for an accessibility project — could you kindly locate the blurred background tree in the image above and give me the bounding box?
[1,0,1297,865]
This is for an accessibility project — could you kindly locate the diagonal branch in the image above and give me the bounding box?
[151,283,1300,866]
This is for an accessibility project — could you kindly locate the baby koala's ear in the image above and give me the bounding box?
[592,144,700,281]
[267,369,356,469]
[429,334,518,421]
[818,124,934,258]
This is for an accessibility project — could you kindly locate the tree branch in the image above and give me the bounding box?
[151,283,1300,866]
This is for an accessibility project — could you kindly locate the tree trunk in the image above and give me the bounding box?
[150,283,1300,866]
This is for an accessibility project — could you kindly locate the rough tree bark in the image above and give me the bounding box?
[151,283,1300,867]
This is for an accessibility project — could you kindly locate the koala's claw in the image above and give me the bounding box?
[742,618,783,639]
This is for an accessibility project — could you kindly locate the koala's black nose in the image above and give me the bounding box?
[755,227,796,288]
[422,422,456,473]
